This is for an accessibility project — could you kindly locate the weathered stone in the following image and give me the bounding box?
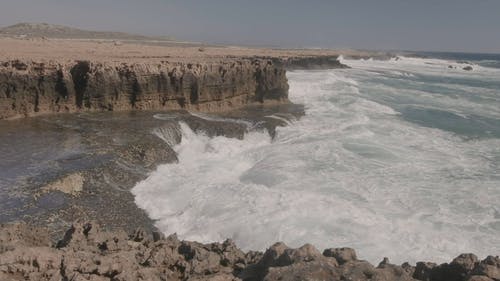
[178,241,223,275]
[278,244,325,266]
[0,223,50,253]
[258,242,289,268]
[263,261,340,281]
[402,262,416,277]
[453,253,480,272]
[472,256,500,280]
[413,261,437,281]
[323,247,358,264]
[0,223,498,281]
[376,258,415,281]
[40,172,84,196]
[441,254,479,281]
[0,59,289,119]
[240,243,339,281]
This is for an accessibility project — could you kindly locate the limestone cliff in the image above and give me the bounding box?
[0,58,289,119]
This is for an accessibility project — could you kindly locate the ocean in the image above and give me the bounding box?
[132,53,500,264]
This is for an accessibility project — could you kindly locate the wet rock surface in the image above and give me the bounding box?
[0,106,303,240]
[1,222,498,281]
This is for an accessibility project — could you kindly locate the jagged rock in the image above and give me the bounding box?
[0,247,61,279]
[240,243,339,281]
[244,251,264,265]
[281,244,324,264]
[463,66,473,71]
[402,262,416,277]
[428,253,479,281]
[56,221,129,252]
[323,247,358,264]
[178,241,223,275]
[263,261,340,281]
[263,243,326,267]
[376,257,416,281]
[245,245,416,281]
[0,222,498,281]
[413,262,437,281]
[453,253,480,271]
[472,256,500,280]
[336,260,378,280]
[215,239,247,271]
[257,242,289,268]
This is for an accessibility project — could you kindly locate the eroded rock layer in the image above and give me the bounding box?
[0,59,289,119]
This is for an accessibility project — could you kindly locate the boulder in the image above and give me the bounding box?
[323,247,358,264]
[413,261,437,281]
[472,256,500,280]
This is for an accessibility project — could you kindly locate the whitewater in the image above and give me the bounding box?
[132,56,500,264]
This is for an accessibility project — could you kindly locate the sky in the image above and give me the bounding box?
[1,0,500,53]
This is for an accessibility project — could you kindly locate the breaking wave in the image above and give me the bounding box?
[133,56,500,264]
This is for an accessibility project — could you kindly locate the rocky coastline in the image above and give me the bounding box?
[1,222,499,281]
[1,38,498,281]
[0,37,359,120]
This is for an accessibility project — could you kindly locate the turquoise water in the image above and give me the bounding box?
[352,55,500,139]
[133,54,500,264]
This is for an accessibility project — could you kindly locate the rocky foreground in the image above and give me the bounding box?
[0,222,498,281]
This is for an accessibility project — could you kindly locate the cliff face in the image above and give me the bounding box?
[0,59,289,119]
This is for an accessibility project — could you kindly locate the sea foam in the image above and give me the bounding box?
[133,57,500,264]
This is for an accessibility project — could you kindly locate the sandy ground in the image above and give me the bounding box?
[0,37,382,63]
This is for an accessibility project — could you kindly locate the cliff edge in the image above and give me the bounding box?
[0,59,288,119]
[0,37,361,119]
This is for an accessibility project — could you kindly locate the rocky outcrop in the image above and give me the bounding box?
[1,222,498,281]
[282,55,350,70]
[0,58,289,119]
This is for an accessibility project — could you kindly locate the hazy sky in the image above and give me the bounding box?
[1,0,500,53]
